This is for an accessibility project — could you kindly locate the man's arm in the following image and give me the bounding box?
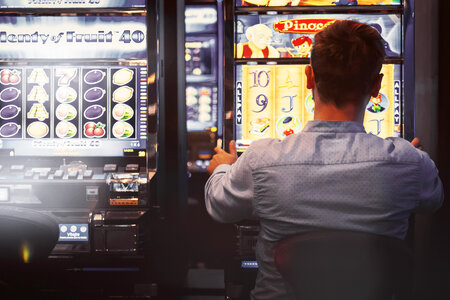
[415,150,444,213]
[411,138,444,213]
[205,141,255,223]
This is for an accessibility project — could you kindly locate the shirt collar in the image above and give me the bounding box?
[302,120,366,133]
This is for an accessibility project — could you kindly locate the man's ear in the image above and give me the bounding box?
[370,73,383,97]
[305,65,315,90]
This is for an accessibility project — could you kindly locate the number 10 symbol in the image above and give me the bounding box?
[250,70,270,88]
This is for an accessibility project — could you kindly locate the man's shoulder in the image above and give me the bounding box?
[383,136,424,164]
[248,137,279,149]
[244,136,298,167]
[243,138,280,162]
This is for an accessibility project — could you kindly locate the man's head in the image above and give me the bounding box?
[307,20,385,107]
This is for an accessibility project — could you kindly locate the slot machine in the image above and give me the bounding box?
[0,0,158,292]
[223,1,414,298]
[185,1,223,173]
[184,0,240,277]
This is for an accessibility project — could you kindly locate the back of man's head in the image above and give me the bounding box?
[311,20,385,107]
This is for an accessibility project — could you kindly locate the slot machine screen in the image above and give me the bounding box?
[234,13,402,151]
[185,5,220,133]
[235,64,401,151]
[186,85,218,132]
[186,36,217,83]
[0,15,148,157]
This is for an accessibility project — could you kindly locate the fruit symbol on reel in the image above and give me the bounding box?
[84,122,106,138]
[56,121,77,139]
[0,69,21,85]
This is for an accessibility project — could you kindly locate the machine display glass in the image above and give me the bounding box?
[185,5,220,132]
[237,0,401,6]
[0,16,148,157]
[236,14,402,59]
[186,85,218,132]
[186,5,218,34]
[186,36,217,83]
[235,64,402,151]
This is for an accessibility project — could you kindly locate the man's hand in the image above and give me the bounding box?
[207,140,238,175]
[411,137,423,150]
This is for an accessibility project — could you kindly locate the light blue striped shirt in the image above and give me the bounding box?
[205,120,443,300]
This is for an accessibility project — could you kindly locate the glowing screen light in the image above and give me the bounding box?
[0,16,147,60]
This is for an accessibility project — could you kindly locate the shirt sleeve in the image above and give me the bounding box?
[414,150,444,213]
[204,150,255,223]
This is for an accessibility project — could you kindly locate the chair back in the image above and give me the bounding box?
[0,206,58,264]
[274,231,413,300]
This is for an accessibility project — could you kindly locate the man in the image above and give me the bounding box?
[205,20,443,299]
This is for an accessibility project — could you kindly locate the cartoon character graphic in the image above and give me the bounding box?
[242,0,302,6]
[236,24,280,59]
[368,94,385,113]
[289,36,313,58]
[276,116,301,137]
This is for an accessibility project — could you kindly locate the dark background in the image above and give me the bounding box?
[430,0,450,298]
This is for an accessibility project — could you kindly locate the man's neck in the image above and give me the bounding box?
[313,98,365,123]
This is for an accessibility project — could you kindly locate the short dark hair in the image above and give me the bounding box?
[310,20,385,107]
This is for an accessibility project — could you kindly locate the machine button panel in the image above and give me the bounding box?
[32,168,51,179]
[39,170,50,179]
[24,170,35,179]
[93,173,106,180]
[83,170,94,179]
[53,170,64,179]
[10,165,25,171]
[125,164,139,172]
[68,170,78,179]
[103,164,117,172]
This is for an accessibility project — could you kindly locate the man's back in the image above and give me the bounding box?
[251,121,441,242]
[205,120,443,299]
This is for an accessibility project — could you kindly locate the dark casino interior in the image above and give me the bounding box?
[0,0,448,299]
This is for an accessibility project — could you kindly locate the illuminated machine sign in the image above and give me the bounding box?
[273,19,335,34]
[185,6,217,33]
[238,0,401,6]
[235,64,401,151]
[0,16,146,59]
[59,224,89,242]
[0,0,145,9]
[236,14,401,59]
[0,16,148,157]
